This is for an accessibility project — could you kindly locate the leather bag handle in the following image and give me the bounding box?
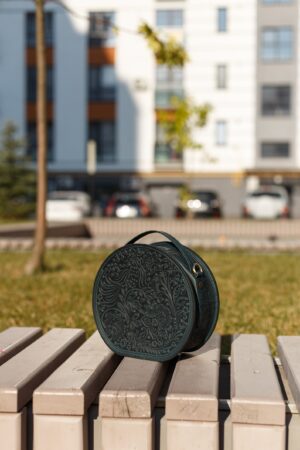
[127,230,195,273]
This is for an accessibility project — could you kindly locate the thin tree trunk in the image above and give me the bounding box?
[25,0,47,274]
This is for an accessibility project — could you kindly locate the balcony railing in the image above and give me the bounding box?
[155,89,184,108]
[154,143,182,169]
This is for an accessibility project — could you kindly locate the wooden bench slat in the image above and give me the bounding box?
[99,358,168,418]
[33,331,121,415]
[0,328,85,413]
[0,327,42,366]
[231,334,285,426]
[277,336,300,414]
[166,333,221,421]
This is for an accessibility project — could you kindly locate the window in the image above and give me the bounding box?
[89,122,115,163]
[155,65,183,107]
[216,120,227,145]
[89,12,115,47]
[261,142,290,158]
[27,66,53,101]
[261,27,293,61]
[26,12,53,47]
[261,85,291,115]
[156,65,183,87]
[155,90,184,108]
[89,65,116,101]
[216,64,227,89]
[155,123,182,163]
[217,7,227,32]
[27,122,54,161]
[263,0,292,4]
[156,10,183,27]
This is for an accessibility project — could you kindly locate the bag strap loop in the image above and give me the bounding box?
[127,230,193,272]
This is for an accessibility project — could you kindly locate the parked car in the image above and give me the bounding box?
[46,191,91,222]
[104,192,154,218]
[176,190,222,218]
[242,186,290,219]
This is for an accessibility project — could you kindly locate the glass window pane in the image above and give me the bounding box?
[173,10,183,26]
[155,89,184,107]
[156,65,183,88]
[263,29,276,43]
[89,12,115,47]
[261,142,290,158]
[263,0,292,4]
[26,12,53,47]
[216,120,227,145]
[156,10,166,26]
[262,85,291,115]
[89,122,115,163]
[102,66,115,87]
[26,122,54,161]
[217,8,227,32]
[280,28,292,41]
[261,27,293,61]
[156,9,183,27]
[217,64,227,89]
[89,66,115,100]
[27,66,53,101]
[45,13,53,46]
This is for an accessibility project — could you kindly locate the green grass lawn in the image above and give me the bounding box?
[0,249,299,354]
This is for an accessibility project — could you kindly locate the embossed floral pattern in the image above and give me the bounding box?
[94,245,194,359]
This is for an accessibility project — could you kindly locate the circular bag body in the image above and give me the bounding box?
[93,234,219,362]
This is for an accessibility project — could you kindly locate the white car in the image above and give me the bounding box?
[46,191,91,222]
[243,186,290,220]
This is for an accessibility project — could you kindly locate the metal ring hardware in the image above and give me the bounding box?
[192,263,203,276]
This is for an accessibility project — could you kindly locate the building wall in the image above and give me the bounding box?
[116,0,155,173]
[1,1,300,217]
[53,3,88,172]
[0,0,257,175]
[0,5,25,138]
[184,0,257,173]
[256,0,298,169]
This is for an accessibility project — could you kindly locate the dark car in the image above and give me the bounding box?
[104,192,154,218]
[176,190,222,218]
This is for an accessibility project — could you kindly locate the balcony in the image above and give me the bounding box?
[155,89,184,109]
[154,143,183,170]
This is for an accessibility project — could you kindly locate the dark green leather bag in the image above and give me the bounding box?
[93,230,219,362]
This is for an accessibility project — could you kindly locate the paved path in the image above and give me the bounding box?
[1,218,300,250]
[86,218,300,241]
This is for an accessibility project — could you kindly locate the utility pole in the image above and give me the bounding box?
[25,0,47,274]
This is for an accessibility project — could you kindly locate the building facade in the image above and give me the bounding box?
[0,0,300,217]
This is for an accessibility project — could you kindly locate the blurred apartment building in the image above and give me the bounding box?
[1,0,300,217]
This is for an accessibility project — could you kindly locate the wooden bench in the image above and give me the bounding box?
[0,327,299,450]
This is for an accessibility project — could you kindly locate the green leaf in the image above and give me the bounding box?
[138,22,189,67]
[157,97,212,154]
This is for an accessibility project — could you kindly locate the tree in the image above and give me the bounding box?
[138,23,188,67]
[25,0,47,275]
[139,23,211,155]
[23,3,190,274]
[0,122,35,219]
[157,96,212,155]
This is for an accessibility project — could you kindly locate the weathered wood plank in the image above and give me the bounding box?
[166,333,221,421]
[100,358,168,419]
[33,331,121,415]
[0,327,42,366]
[278,336,300,414]
[0,328,85,413]
[231,334,285,426]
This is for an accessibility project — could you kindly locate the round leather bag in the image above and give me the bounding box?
[92,230,219,362]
